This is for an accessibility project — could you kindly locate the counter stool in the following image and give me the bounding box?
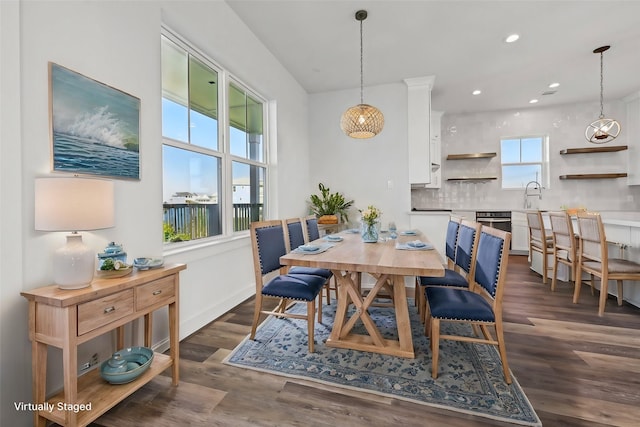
[527,210,553,284]
[548,211,578,292]
[575,212,640,316]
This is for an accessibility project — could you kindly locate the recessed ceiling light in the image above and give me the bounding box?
[472,90,482,95]
[529,99,539,104]
[549,82,560,88]
[505,34,520,43]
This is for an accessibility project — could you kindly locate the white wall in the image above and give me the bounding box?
[1,1,30,425]
[1,1,310,425]
[412,101,640,211]
[308,82,412,229]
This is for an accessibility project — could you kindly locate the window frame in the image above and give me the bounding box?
[161,26,269,250]
[499,134,549,190]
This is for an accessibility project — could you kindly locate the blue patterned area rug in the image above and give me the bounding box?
[224,300,541,426]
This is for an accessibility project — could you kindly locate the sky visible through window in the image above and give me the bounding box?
[162,99,251,203]
[501,136,544,189]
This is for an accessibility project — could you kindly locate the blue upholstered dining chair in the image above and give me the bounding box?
[414,216,461,315]
[283,218,336,304]
[444,217,463,269]
[424,225,512,384]
[304,215,321,242]
[416,219,480,322]
[249,220,327,352]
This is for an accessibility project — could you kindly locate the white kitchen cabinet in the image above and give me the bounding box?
[511,211,529,255]
[424,111,443,189]
[409,212,450,257]
[405,76,435,186]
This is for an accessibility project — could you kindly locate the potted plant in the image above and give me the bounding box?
[309,183,354,224]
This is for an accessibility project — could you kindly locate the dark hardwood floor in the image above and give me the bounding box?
[92,255,640,427]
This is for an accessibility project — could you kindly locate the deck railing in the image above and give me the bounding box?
[163,203,263,241]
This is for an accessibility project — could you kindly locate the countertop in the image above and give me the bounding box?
[409,209,640,227]
[410,208,452,212]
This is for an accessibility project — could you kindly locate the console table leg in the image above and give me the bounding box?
[62,308,78,427]
[33,341,47,427]
[168,301,179,385]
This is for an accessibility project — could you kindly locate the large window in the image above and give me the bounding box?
[500,136,548,189]
[161,30,267,244]
[229,82,265,231]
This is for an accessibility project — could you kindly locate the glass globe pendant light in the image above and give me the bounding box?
[585,45,621,144]
[340,10,384,139]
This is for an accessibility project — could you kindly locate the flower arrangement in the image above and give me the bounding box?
[359,205,382,226]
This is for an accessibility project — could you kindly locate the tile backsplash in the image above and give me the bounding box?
[412,100,640,211]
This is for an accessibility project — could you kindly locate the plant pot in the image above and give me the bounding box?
[318,215,339,224]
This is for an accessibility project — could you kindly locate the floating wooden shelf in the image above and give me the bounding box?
[559,173,628,180]
[559,145,628,155]
[447,177,498,182]
[446,152,497,160]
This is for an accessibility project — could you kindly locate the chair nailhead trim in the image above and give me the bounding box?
[262,293,313,302]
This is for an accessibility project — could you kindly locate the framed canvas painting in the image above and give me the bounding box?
[49,62,140,179]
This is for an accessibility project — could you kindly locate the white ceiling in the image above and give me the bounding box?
[226,0,640,114]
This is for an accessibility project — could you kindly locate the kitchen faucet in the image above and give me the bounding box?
[524,180,542,209]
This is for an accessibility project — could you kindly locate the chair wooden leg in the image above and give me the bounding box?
[276,298,288,313]
[431,318,440,379]
[421,288,430,325]
[325,278,331,305]
[317,292,323,324]
[542,250,548,284]
[250,293,263,340]
[551,256,558,292]
[307,300,316,352]
[590,275,596,296]
[573,262,583,303]
[495,322,512,384]
[598,274,608,317]
[423,300,432,337]
[415,278,425,322]
[616,280,624,306]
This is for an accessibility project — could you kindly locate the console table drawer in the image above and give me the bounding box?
[136,276,175,310]
[78,289,134,335]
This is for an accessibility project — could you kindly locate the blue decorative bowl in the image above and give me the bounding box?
[100,346,154,384]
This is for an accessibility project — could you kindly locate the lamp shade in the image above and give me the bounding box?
[35,177,115,289]
[340,104,385,139]
[35,177,115,231]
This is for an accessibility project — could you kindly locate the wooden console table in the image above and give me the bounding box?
[21,263,186,427]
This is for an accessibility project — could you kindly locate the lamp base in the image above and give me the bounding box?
[53,233,95,290]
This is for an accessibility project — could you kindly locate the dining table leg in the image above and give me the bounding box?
[392,274,414,356]
[327,270,415,358]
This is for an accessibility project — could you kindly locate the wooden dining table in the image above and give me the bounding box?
[280,229,445,358]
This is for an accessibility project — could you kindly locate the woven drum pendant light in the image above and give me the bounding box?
[585,45,621,144]
[340,10,384,139]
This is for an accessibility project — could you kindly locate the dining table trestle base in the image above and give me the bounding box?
[280,226,445,359]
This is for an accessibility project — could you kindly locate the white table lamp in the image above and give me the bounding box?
[35,177,115,289]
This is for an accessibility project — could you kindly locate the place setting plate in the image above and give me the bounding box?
[396,240,434,250]
[293,243,334,254]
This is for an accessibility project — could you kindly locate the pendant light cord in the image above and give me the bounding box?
[599,51,604,119]
[359,18,364,105]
